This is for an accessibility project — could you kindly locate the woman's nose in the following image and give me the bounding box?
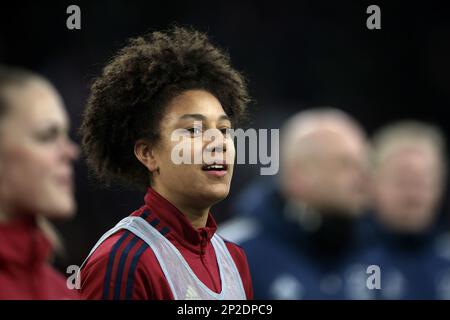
[205,128,227,153]
[62,138,80,161]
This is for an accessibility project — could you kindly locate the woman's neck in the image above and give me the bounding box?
[151,185,210,229]
[0,213,9,223]
[180,207,210,229]
[0,206,15,223]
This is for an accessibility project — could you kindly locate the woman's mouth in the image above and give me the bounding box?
[56,173,74,192]
[201,163,228,177]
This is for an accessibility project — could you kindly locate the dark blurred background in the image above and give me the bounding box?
[1,0,449,270]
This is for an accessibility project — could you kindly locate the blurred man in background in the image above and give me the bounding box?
[363,121,450,299]
[220,108,372,299]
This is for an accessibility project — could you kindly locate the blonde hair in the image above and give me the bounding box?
[372,120,447,178]
[37,216,64,258]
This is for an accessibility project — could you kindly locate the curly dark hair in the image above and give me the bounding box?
[79,26,250,190]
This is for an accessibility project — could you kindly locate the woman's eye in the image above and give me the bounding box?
[34,126,67,143]
[187,127,202,136]
[220,128,231,136]
[35,131,58,143]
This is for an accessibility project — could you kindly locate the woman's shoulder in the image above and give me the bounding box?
[82,229,157,275]
[80,229,172,299]
[219,236,254,299]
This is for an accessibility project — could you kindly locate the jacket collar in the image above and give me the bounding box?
[137,187,218,254]
[0,215,52,268]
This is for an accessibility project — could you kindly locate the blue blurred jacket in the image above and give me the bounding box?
[220,180,377,299]
[220,180,450,300]
[357,211,450,299]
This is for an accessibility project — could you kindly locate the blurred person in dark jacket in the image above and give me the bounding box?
[220,108,373,299]
[0,66,79,299]
[362,121,450,299]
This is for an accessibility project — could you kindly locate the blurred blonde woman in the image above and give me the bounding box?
[0,66,79,299]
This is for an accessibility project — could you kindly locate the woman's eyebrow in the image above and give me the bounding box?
[218,114,231,122]
[178,113,230,122]
[178,114,206,122]
[41,119,70,131]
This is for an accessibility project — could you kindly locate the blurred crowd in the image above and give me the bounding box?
[221,108,450,299]
[0,64,449,299]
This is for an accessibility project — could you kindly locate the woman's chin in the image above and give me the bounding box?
[41,198,77,220]
[197,184,230,205]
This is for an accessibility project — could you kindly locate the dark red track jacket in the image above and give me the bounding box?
[0,216,76,300]
[80,187,253,300]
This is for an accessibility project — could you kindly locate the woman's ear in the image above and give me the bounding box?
[134,139,159,173]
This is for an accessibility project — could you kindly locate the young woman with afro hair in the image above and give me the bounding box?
[78,26,253,300]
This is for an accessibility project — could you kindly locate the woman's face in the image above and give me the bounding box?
[0,80,79,220]
[151,89,235,210]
